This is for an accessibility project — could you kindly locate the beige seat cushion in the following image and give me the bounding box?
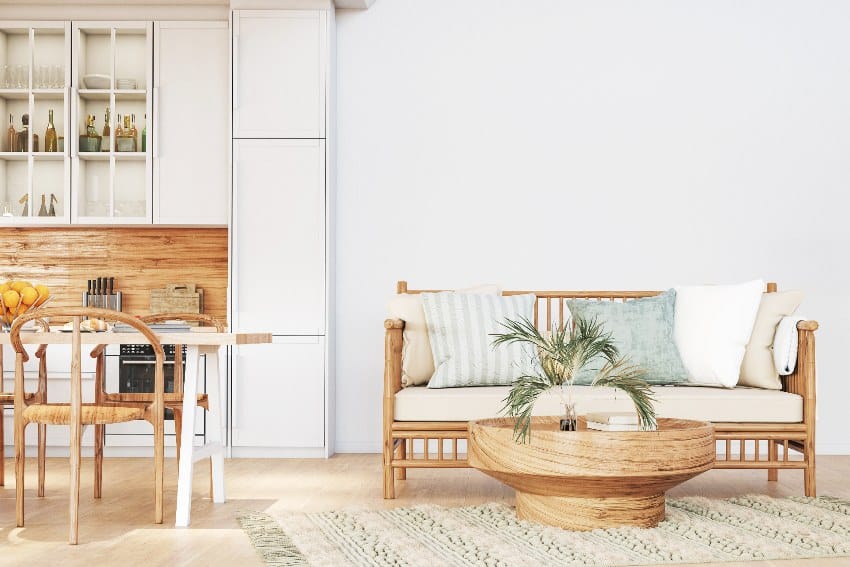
[739,290,803,389]
[394,385,802,423]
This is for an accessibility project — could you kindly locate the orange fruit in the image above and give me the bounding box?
[11,281,31,292]
[34,284,50,306]
[21,286,39,306]
[2,289,20,308]
[0,283,9,294]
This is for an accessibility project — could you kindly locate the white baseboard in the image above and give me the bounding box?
[334,442,381,453]
[815,443,850,455]
[229,446,329,458]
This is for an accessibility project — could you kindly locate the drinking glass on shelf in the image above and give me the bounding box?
[0,65,8,88]
[50,64,64,88]
[13,64,28,89]
[1,201,14,217]
[35,65,48,88]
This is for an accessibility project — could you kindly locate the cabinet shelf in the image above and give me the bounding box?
[0,89,30,101]
[32,152,66,160]
[31,89,66,100]
[78,89,147,101]
[77,151,147,161]
[0,152,30,161]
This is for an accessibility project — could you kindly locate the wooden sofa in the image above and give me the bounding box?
[383,281,818,499]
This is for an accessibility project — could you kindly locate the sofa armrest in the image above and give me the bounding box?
[784,320,818,424]
[384,319,405,398]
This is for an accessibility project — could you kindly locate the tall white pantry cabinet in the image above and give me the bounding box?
[230,9,335,457]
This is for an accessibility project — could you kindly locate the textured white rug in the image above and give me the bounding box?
[239,495,850,566]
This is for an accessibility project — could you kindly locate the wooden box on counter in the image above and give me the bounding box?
[149,283,204,318]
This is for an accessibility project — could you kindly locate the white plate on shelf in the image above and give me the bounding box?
[83,74,111,89]
[116,78,137,89]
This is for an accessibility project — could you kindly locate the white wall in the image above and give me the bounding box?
[335,1,850,453]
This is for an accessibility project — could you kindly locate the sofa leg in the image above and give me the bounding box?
[383,463,395,499]
[804,462,816,497]
[767,441,778,481]
[395,439,407,480]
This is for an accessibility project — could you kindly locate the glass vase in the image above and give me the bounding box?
[559,402,577,431]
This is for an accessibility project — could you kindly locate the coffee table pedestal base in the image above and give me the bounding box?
[515,491,667,531]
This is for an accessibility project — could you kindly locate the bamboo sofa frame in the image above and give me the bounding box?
[383,281,819,499]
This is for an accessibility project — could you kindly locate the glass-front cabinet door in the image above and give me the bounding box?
[0,22,71,224]
[72,22,151,223]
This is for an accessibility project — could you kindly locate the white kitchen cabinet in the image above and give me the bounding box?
[1,19,228,227]
[230,8,334,457]
[233,138,326,335]
[0,22,72,225]
[72,21,153,223]
[233,10,326,139]
[231,338,325,449]
[153,21,229,225]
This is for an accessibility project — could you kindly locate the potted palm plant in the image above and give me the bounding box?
[492,316,656,442]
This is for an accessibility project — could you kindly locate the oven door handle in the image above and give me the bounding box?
[121,360,176,365]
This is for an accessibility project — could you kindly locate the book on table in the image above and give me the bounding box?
[586,421,642,431]
[584,411,639,425]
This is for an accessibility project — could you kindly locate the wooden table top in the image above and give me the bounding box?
[472,415,712,436]
[0,330,272,346]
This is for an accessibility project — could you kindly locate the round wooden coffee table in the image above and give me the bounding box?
[467,416,715,531]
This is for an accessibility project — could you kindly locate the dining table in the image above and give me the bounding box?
[1,327,272,527]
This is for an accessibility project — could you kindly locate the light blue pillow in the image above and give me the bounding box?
[422,292,537,388]
[566,290,688,386]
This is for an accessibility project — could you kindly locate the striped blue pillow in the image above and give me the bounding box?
[422,292,537,388]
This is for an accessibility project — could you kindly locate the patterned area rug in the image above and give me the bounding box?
[238,495,850,566]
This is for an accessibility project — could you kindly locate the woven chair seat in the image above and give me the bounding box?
[22,403,147,426]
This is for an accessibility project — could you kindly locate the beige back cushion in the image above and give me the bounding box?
[387,285,500,386]
[738,290,803,389]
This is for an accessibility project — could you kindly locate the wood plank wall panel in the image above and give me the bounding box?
[0,227,228,323]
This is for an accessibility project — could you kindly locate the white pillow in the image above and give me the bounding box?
[674,279,765,388]
[387,284,500,387]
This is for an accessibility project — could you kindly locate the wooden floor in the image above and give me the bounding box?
[1,455,849,566]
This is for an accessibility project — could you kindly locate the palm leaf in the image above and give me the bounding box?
[492,314,657,441]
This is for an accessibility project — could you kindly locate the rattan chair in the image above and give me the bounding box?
[10,308,166,544]
[1,318,48,492]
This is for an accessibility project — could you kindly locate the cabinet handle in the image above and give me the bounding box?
[232,35,239,111]
[70,87,77,157]
[153,87,160,159]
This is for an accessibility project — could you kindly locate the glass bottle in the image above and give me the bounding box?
[6,114,16,152]
[38,193,48,216]
[141,113,146,153]
[44,109,57,152]
[80,114,102,152]
[102,107,111,152]
[115,113,124,150]
[17,113,39,152]
[129,113,138,151]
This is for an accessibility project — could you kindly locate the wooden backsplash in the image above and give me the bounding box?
[0,227,228,322]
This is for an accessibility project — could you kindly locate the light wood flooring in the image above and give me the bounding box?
[1,455,849,566]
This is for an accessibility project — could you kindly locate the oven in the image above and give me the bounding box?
[104,344,206,447]
[119,344,182,419]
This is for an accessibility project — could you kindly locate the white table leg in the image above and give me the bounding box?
[175,345,199,528]
[203,345,226,503]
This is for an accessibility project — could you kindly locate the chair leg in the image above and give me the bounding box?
[69,420,82,545]
[0,409,5,487]
[94,424,104,498]
[767,440,778,482]
[15,422,25,527]
[38,424,46,497]
[154,415,164,524]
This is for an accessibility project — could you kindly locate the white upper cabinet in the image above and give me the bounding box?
[72,21,153,224]
[233,11,326,139]
[233,138,326,335]
[0,22,72,225]
[153,21,229,225]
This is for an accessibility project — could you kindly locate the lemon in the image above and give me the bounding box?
[11,281,31,292]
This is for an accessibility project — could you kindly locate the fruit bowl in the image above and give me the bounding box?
[0,281,51,331]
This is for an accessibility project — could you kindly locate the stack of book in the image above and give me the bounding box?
[586,412,649,431]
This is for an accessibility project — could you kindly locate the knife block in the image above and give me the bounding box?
[82,291,122,312]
